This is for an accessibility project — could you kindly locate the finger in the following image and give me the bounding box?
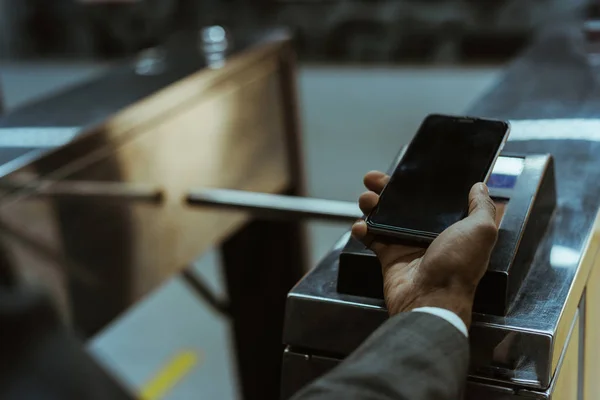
[465,183,498,247]
[351,219,368,239]
[467,183,496,224]
[364,171,390,194]
[351,220,385,253]
[358,191,379,214]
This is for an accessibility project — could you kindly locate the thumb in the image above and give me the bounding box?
[467,183,496,226]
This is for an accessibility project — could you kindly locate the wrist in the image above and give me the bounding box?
[388,287,475,328]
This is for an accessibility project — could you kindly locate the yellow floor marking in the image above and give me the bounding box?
[140,350,200,400]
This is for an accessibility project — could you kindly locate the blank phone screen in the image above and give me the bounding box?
[369,115,508,235]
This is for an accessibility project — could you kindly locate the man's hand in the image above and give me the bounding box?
[352,171,498,328]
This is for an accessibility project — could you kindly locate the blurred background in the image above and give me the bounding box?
[0,0,592,398]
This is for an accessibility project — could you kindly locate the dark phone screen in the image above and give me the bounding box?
[368,115,508,235]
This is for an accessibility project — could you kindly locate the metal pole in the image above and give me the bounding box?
[0,180,163,203]
[186,188,362,223]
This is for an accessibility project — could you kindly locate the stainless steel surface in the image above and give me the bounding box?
[283,120,600,390]
[187,188,361,223]
[577,295,585,400]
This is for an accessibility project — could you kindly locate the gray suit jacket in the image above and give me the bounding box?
[292,312,469,400]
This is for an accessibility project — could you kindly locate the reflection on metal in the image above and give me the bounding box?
[135,47,167,76]
[0,181,164,204]
[200,26,229,69]
[187,188,361,223]
[550,245,581,269]
[492,156,524,176]
[0,180,163,203]
[508,119,600,142]
[0,128,79,148]
[202,26,227,50]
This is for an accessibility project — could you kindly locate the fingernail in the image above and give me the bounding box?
[479,183,489,194]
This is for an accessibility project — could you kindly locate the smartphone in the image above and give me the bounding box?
[365,114,510,245]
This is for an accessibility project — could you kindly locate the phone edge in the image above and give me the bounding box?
[364,117,510,243]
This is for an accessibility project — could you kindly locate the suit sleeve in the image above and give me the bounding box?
[291,312,469,400]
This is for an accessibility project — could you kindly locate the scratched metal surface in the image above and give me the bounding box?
[469,25,600,120]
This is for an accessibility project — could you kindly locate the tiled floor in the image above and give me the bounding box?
[0,63,500,399]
